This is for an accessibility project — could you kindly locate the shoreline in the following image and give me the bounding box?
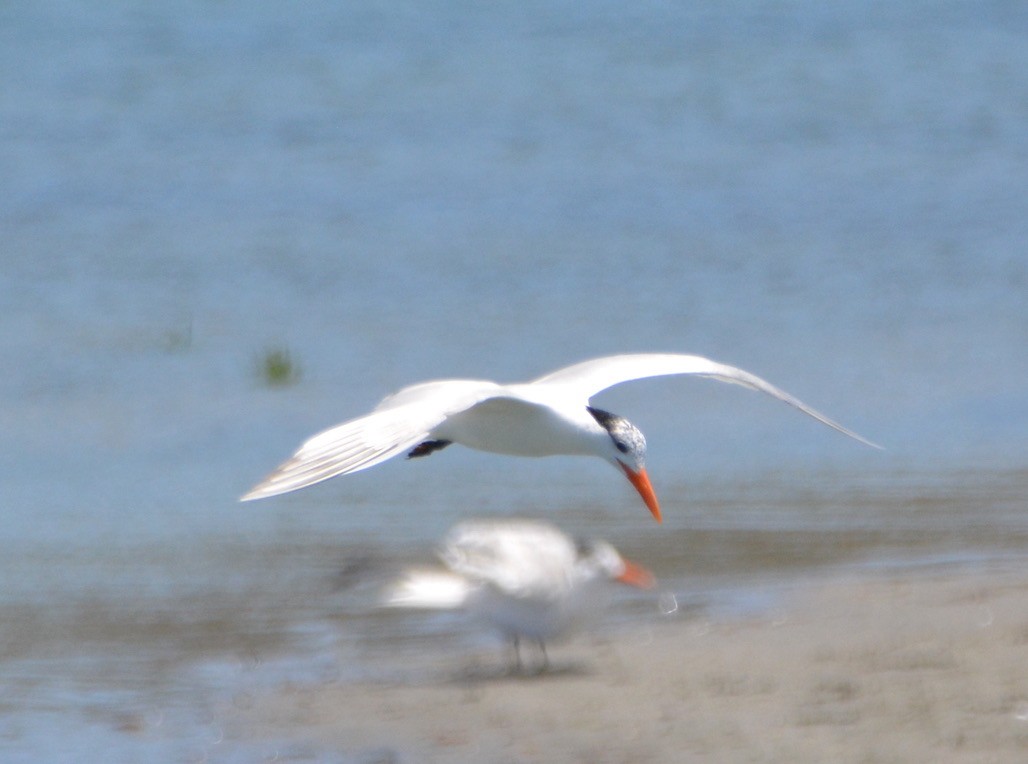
[227,560,1028,762]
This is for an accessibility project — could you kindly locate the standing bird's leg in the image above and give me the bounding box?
[510,635,523,674]
[537,639,549,673]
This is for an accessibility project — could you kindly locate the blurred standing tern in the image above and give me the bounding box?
[382,519,655,672]
[241,353,880,521]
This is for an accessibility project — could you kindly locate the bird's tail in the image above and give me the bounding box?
[381,569,473,610]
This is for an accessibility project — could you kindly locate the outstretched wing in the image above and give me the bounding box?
[532,353,880,449]
[240,380,505,501]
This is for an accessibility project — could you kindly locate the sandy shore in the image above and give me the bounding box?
[228,564,1028,763]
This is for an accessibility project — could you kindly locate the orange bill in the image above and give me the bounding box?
[616,558,656,589]
[619,462,662,523]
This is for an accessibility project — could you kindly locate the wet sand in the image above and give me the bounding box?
[228,563,1028,762]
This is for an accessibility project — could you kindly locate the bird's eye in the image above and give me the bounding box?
[615,441,630,454]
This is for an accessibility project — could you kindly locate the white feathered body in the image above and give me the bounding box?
[241,353,878,504]
[384,520,623,641]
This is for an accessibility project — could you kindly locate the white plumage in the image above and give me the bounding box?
[382,519,655,671]
[242,353,879,521]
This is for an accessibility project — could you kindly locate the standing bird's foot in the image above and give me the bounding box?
[508,636,549,675]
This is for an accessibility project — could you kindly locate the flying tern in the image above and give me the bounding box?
[241,353,879,521]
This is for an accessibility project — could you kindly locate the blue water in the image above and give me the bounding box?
[2,1,1027,760]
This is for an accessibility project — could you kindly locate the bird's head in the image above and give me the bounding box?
[586,406,662,523]
[576,539,656,589]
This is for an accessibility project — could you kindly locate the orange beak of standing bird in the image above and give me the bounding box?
[616,558,657,589]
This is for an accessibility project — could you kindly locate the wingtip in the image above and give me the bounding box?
[237,456,309,503]
[848,430,885,451]
[238,474,284,502]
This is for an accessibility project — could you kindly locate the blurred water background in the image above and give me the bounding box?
[2,1,1027,760]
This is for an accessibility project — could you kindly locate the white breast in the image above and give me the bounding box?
[435,391,607,458]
